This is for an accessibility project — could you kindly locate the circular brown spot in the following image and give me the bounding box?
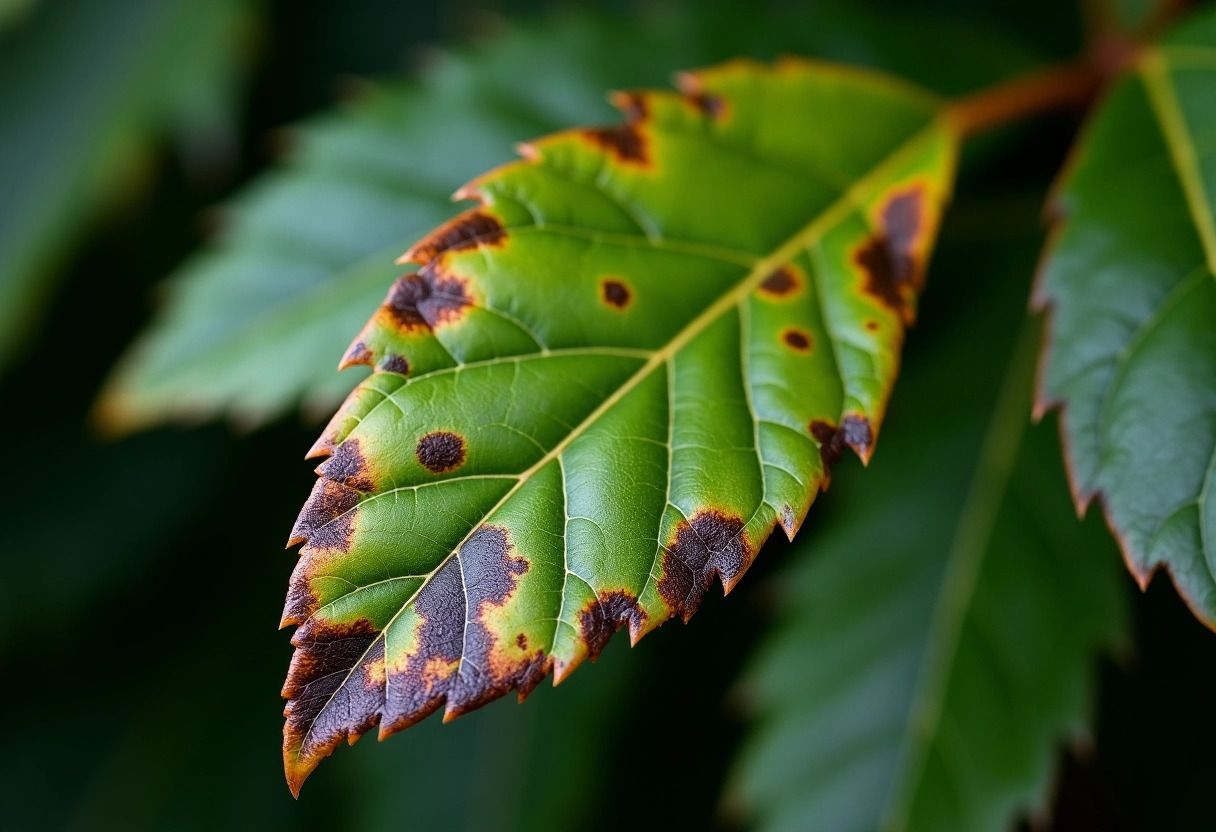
[601,278,633,310]
[865,320,879,332]
[416,431,466,473]
[759,267,800,298]
[782,328,812,352]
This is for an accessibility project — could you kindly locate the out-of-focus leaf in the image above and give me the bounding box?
[0,0,255,367]
[278,58,963,794]
[732,221,1126,832]
[98,1,1042,432]
[1034,8,1216,624]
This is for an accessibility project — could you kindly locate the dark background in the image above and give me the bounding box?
[0,0,1212,829]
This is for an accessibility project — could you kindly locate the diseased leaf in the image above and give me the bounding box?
[98,2,1041,431]
[280,60,962,792]
[1035,8,1216,624]
[732,223,1126,832]
[0,0,254,368]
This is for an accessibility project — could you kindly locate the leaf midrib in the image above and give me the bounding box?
[295,115,952,761]
[1140,47,1216,276]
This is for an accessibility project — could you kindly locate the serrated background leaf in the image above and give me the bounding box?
[1035,7,1216,625]
[733,209,1126,832]
[99,2,1042,432]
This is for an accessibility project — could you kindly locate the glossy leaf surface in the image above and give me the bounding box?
[99,3,1039,431]
[1035,9,1216,624]
[734,225,1126,832]
[281,60,960,792]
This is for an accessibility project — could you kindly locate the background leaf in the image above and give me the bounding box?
[1034,7,1216,624]
[732,200,1126,832]
[99,1,1042,432]
[0,0,256,368]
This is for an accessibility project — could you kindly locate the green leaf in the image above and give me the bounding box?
[98,2,1041,431]
[279,60,961,793]
[732,224,1126,832]
[0,0,255,368]
[1034,8,1216,624]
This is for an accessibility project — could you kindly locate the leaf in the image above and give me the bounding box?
[0,0,255,368]
[731,222,1126,832]
[1034,8,1216,624]
[279,59,961,793]
[98,1,1042,432]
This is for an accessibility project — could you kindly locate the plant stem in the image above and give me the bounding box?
[944,61,1105,137]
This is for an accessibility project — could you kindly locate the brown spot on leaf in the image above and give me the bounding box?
[380,354,410,375]
[657,511,749,620]
[601,277,633,310]
[577,590,645,660]
[581,103,650,167]
[782,328,812,352]
[516,633,528,650]
[855,187,926,324]
[415,431,466,474]
[405,210,505,264]
[686,90,726,120]
[342,341,374,368]
[780,504,797,538]
[283,616,383,793]
[382,267,472,334]
[809,415,874,470]
[289,478,363,553]
[758,266,800,299]
[865,320,879,332]
[318,437,375,492]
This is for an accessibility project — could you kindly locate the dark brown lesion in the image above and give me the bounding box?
[379,354,410,375]
[282,616,384,793]
[381,266,473,335]
[781,328,812,352]
[676,72,729,122]
[576,590,646,659]
[809,414,874,471]
[404,209,506,264]
[600,277,633,310]
[758,266,801,299]
[854,186,927,325]
[288,477,363,551]
[580,90,652,166]
[317,437,376,491]
[415,430,466,474]
[657,510,750,621]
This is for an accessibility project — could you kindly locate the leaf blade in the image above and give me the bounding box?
[282,60,960,792]
[1035,8,1216,624]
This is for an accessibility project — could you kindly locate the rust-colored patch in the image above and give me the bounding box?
[854,187,926,324]
[610,90,649,124]
[383,527,547,725]
[809,414,874,470]
[581,118,649,165]
[657,511,749,621]
[685,90,726,120]
[865,319,879,332]
[758,266,800,299]
[405,210,505,264]
[380,354,410,375]
[382,266,472,334]
[601,277,633,310]
[283,616,383,792]
[781,328,812,352]
[577,590,645,660]
[289,477,363,553]
[516,633,528,650]
[415,431,466,474]
[318,437,375,492]
[342,340,374,368]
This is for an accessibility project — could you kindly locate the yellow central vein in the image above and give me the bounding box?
[1140,48,1216,276]
[298,115,949,751]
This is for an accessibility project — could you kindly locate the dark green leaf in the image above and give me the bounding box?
[1035,8,1216,624]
